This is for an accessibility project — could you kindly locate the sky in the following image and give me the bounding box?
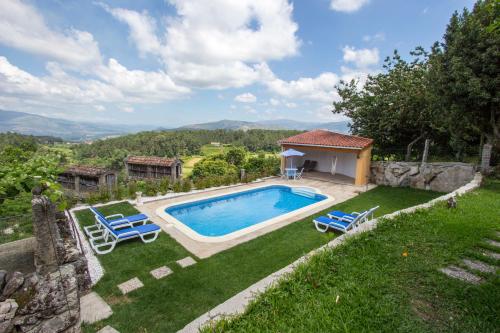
[0,0,475,127]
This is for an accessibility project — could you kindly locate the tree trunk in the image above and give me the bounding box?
[405,135,424,162]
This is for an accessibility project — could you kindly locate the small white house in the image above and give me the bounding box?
[278,129,373,185]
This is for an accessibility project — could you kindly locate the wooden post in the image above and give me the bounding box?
[421,139,430,165]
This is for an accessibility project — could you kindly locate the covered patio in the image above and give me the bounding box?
[278,130,374,186]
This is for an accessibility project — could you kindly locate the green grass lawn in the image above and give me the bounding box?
[76,186,441,333]
[181,155,203,178]
[207,180,500,332]
[200,144,231,156]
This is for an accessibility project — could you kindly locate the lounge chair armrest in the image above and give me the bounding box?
[109,220,134,228]
[351,212,361,216]
[117,230,141,238]
[105,213,124,220]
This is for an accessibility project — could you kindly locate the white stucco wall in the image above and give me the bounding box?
[292,149,357,178]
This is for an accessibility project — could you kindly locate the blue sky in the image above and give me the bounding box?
[0,0,474,127]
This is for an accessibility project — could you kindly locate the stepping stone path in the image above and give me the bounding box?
[97,325,120,333]
[80,291,113,324]
[462,259,497,274]
[439,266,482,285]
[118,277,144,295]
[482,250,500,260]
[176,256,197,268]
[150,266,173,279]
[485,239,500,248]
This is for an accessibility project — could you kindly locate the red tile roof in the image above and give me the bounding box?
[278,130,373,149]
[125,156,179,167]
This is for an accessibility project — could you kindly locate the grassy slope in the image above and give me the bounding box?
[208,180,500,332]
[77,186,441,333]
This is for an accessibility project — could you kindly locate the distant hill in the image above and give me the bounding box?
[0,110,152,141]
[0,110,350,141]
[178,119,350,133]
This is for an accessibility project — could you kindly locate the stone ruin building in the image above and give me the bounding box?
[0,190,90,332]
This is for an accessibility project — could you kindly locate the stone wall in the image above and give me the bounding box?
[0,194,90,333]
[370,161,476,192]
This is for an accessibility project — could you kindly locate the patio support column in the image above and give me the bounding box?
[354,146,372,186]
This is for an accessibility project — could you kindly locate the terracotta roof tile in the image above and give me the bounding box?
[125,156,179,167]
[278,130,373,149]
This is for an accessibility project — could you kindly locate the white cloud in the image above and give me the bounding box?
[121,106,134,113]
[234,92,257,103]
[94,105,106,112]
[362,32,385,43]
[0,0,102,70]
[96,59,189,102]
[101,0,300,89]
[330,0,369,12]
[285,102,297,108]
[342,46,379,68]
[269,98,280,106]
[97,3,162,57]
[259,63,339,103]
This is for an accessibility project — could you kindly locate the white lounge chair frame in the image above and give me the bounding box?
[84,210,147,240]
[314,206,379,233]
[89,219,160,255]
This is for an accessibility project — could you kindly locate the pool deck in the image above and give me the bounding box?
[136,177,376,258]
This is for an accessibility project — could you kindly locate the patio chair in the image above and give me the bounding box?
[298,160,311,170]
[89,215,161,255]
[84,207,149,239]
[304,161,317,172]
[313,211,368,233]
[327,206,379,222]
[295,168,304,180]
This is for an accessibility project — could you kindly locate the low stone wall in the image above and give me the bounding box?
[0,195,90,333]
[370,161,476,192]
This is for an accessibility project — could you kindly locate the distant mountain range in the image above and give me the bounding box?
[0,110,350,141]
[177,119,350,132]
[0,110,152,141]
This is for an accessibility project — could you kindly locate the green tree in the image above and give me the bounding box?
[333,49,436,160]
[225,147,247,168]
[428,0,500,155]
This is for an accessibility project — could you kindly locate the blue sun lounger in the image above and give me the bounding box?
[84,207,149,239]
[327,206,379,223]
[89,214,161,255]
[313,206,379,233]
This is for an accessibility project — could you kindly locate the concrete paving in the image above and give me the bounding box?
[150,266,173,279]
[485,239,500,248]
[176,257,197,268]
[439,266,482,284]
[462,259,497,273]
[482,250,500,260]
[137,177,374,258]
[80,292,113,324]
[117,277,144,295]
[96,325,120,333]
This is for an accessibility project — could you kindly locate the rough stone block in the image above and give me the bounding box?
[176,257,197,268]
[2,272,24,298]
[150,266,173,280]
[118,277,144,295]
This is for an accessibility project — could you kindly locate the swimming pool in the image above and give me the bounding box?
[158,185,329,242]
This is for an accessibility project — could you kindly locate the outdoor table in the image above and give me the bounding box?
[285,168,297,180]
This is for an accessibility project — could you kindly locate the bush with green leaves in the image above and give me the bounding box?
[191,159,238,179]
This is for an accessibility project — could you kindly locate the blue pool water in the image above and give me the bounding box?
[165,185,327,237]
